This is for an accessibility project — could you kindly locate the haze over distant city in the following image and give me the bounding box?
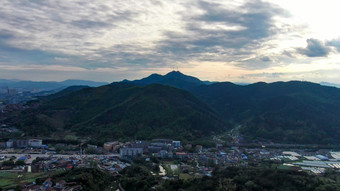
[1,0,340,83]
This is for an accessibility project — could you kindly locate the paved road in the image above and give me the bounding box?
[0,154,120,164]
[0,154,119,158]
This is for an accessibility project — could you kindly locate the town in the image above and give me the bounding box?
[1,136,340,190]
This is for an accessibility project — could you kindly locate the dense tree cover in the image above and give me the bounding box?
[48,168,117,191]
[120,165,159,191]
[192,81,340,144]
[31,166,340,191]
[11,71,340,144]
[158,167,340,191]
[15,83,225,141]
[1,160,14,166]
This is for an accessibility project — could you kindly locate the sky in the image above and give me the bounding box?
[1,0,340,83]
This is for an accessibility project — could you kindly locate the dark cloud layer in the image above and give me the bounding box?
[157,0,288,64]
[297,38,331,57]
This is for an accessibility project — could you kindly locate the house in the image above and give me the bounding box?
[176,152,188,159]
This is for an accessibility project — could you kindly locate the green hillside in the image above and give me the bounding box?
[192,81,340,144]
[17,83,225,141]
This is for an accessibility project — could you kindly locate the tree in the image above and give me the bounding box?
[15,160,26,166]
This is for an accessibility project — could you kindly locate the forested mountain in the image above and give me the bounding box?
[192,81,340,144]
[16,83,225,141]
[12,71,340,144]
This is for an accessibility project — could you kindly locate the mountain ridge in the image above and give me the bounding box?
[10,71,340,144]
[16,83,226,142]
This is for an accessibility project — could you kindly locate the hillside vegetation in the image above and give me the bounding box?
[192,81,340,144]
[17,83,225,141]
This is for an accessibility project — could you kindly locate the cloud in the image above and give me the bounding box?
[327,38,340,52]
[157,0,289,65]
[0,0,292,70]
[297,38,331,57]
[237,56,277,70]
[2,0,331,82]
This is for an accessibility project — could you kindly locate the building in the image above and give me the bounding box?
[282,151,301,157]
[172,141,181,148]
[175,152,188,159]
[330,152,340,161]
[316,155,329,160]
[120,148,143,158]
[103,141,119,151]
[6,140,14,148]
[158,150,169,158]
[131,141,150,152]
[6,139,28,148]
[16,140,28,148]
[28,139,42,148]
[148,146,162,153]
[87,144,97,149]
[196,145,203,152]
[152,139,173,144]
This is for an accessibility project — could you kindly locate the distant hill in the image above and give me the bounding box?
[0,79,108,91]
[38,85,90,101]
[16,83,225,141]
[125,71,207,90]
[192,81,340,144]
[320,82,340,88]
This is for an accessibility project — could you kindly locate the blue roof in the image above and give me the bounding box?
[18,156,28,160]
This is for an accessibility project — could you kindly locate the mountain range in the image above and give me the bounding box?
[10,71,340,144]
[0,79,108,91]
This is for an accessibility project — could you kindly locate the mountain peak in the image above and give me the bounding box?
[130,71,205,90]
[165,70,184,77]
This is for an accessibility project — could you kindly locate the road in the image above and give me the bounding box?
[0,154,120,164]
